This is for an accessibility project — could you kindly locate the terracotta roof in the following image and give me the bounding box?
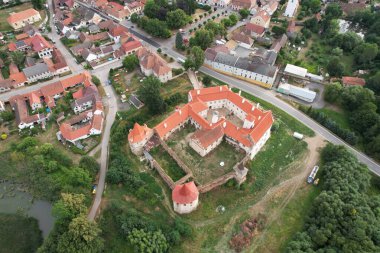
[24,35,53,52]
[137,47,171,76]
[16,33,29,40]
[342,76,366,86]
[253,10,271,23]
[7,8,40,24]
[40,82,64,97]
[155,86,274,148]
[121,38,142,53]
[244,23,265,35]
[128,122,152,143]
[91,113,103,131]
[172,181,199,204]
[232,32,253,45]
[9,63,19,75]
[231,0,252,9]
[191,125,224,148]
[60,122,92,141]
[9,72,27,85]
[108,25,128,37]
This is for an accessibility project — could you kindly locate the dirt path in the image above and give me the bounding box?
[213,135,326,252]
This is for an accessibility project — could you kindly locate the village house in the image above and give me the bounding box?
[71,85,102,114]
[9,95,47,129]
[250,10,271,28]
[231,32,254,48]
[136,47,173,83]
[8,34,54,58]
[242,22,266,38]
[269,34,288,53]
[23,63,52,83]
[262,0,279,16]
[7,8,41,30]
[128,123,154,155]
[204,46,278,88]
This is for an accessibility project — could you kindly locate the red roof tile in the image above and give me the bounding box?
[7,8,40,24]
[342,76,366,86]
[128,122,152,143]
[172,181,199,204]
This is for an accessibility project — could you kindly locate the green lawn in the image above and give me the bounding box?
[150,146,187,182]
[315,108,351,130]
[0,213,43,253]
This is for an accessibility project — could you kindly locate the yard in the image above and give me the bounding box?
[0,3,46,31]
[167,124,245,185]
[315,107,351,130]
[150,145,187,182]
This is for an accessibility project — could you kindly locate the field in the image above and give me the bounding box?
[0,213,43,253]
[315,107,351,130]
[0,3,46,31]
[150,146,186,182]
[167,124,245,184]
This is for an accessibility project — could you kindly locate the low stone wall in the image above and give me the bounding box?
[150,159,175,189]
[159,139,193,176]
[198,172,236,193]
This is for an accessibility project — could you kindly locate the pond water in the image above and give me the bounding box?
[0,181,55,238]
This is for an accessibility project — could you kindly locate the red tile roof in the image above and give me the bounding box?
[128,122,152,143]
[191,125,224,148]
[7,8,40,24]
[60,122,92,141]
[155,86,273,148]
[172,181,199,204]
[245,23,266,35]
[342,76,366,86]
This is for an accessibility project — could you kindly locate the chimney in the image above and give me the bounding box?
[238,90,241,96]
[219,86,222,91]
[179,110,182,115]
[164,123,167,128]
[242,98,245,103]
[258,116,261,120]
[257,103,260,109]
[251,105,255,111]
[197,90,200,95]
[223,122,226,128]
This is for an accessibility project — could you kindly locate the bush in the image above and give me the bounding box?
[172,68,184,75]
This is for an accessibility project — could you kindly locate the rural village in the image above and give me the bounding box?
[0,0,380,252]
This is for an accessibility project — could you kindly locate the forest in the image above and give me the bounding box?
[286,144,380,252]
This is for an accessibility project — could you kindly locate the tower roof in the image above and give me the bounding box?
[128,122,151,143]
[172,181,199,204]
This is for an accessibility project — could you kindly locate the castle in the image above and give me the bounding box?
[128,86,273,214]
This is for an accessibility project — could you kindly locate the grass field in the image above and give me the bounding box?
[150,146,187,182]
[0,3,46,31]
[315,107,351,130]
[0,213,43,253]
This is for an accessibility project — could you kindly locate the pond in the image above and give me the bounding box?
[0,181,55,238]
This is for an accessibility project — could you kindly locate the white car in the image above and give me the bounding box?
[106,92,111,98]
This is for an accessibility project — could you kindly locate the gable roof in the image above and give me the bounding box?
[7,8,40,24]
[128,123,152,143]
[342,76,366,86]
[244,23,266,35]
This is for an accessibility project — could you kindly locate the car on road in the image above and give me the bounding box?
[106,92,111,98]
[92,184,97,194]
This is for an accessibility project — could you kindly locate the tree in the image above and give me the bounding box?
[0,111,15,122]
[91,75,101,86]
[189,29,214,50]
[205,21,226,36]
[52,193,87,222]
[139,17,171,38]
[143,0,160,19]
[137,76,167,114]
[366,71,380,94]
[128,229,169,253]
[175,32,184,50]
[304,17,319,33]
[325,3,342,20]
[239,8,250,19]
[229,13,238,26]
[176,0,197,15]
[166,9,188,29]
[122,54,139,71]
[79,156,99,176]
[341,86,375,111]
[221,18,232,27]
[331,47,343,56]
[57,216,104,253]
[31,0,45,10]
[272,26,286,36]
[327,57,344,77]
[202,75,212,87]
[11,51,25,69]
[349,102,380,133]
[324,82,343,103]
[353,43,378,64]
[131,13,140,23]
[332,32,363,52]
[185,46,204,70]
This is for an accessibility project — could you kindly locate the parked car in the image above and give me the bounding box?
[92,185,97,194]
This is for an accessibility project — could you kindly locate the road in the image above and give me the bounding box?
[75,0,380,176]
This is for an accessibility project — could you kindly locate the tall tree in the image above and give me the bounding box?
[366,71,380,94]
[11,51,25,69]
[122,55,139,71]
[175,32,184,50]
[137,76,167,114]
[189,29,214,50]
[185,46,204,70]
[353,43,379,64]
[166,9,188,29]
[52,193,87,222]
[128,229,169,253]
[325,3,343,20]
[327,57,345,77]
[57,216,104,253]
[31,0,45,10]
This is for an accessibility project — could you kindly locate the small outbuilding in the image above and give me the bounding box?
[284,64,308,78]
[172,181,199,214]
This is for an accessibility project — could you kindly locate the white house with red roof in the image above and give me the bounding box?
[7,8,41,30]
[172,181,199,214]
[250,10,271,28]
[136,47,172,83]
[128,123,154,155]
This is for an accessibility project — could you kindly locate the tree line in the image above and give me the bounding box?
[286,144,380,252]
